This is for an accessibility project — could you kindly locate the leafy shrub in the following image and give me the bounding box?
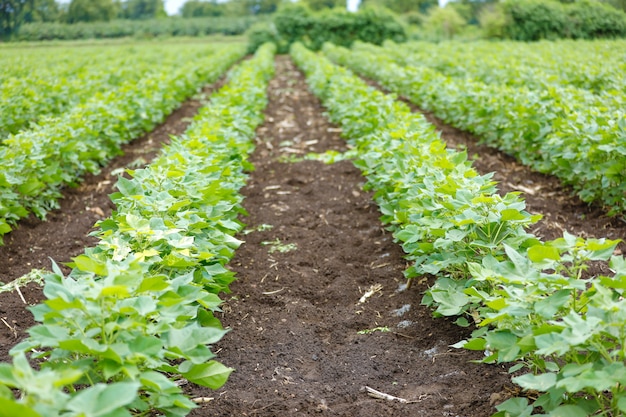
[12,16,258,41]
[566,0,626,38]
[423,6,467,40]
[256,4,406,52]
[499,0,626,41]
[273,4,313,47]
[501,0,568,41]
[478,4,507,39]
[246,21,287,53]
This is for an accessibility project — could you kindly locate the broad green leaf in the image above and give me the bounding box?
[528,244,561,262]
[180,361,233,389]
[0,220,11,235]
[99,285,130,298]
[494,397,533,417]
[547,405,589,417]
[73,255,107,276]
[513,372,557,391]
[501,209,526,221]
[66,382,140,417]
[0,399,42,417]
[116,177,142,197]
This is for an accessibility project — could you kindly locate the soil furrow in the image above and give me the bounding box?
[191,56,509,417]
[0,77,227,363]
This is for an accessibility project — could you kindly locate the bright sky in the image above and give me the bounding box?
[164,0,186,15]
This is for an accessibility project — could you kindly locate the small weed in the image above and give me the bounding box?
[243,224,274,235]
[357,326,391,335]
[261,238,298,253]
[275,154,304,163]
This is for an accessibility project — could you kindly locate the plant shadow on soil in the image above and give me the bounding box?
[0,54,624,417]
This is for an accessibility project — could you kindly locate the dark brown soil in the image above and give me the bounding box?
[186,56,512,417]
[0,55,624,417]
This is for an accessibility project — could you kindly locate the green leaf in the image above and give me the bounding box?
[501,209,526,221]
[513,372,557,391]
[137,276,170,293]
[116,177,142,197]
[28,325,70,347]
[73,255,107,276]
[586,239,619,261]
[547,405,589,417]
[453,337,486,350]
[0,365,17,386]
[494,397,533,417]
[528,244,561,262]
[617,395,626,412]
[0,399,42,417]
[180,361,233,389]
[0,220,11,235]
[66,382,140,417]
[17,179,44,196]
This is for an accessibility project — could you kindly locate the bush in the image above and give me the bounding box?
[478,4,507,39]
[566,0,626,38]
[501,0,568,41]
[246,21,287,54]
[499,0,626,41]
[424,6,467,40]
[12,16,258,41]
[266,5,406,51]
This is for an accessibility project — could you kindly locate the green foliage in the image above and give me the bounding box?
[181,0,225,17]
[566,0,626,38]
[12,15,258,40]
[340,40,626,214]
[501,0,568,40]
[500,0,626,40]
[247,21,286,53]
[263,4,406,52]
[0,44,191,137]
[0,42,276,416]
[0,0,60,38]
[478,4,506,38]
[423,6,467,40]
[302,0,343,11]
[604,0,626,12]
[447,0,498,24]
[0,43,247,244]
[238,0,285,15]
[120,0,166,19]
[67,0,118,23]
[317,40,626,416]
[361,0,438,14]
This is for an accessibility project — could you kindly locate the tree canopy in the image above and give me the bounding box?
[67,0,118,23]
[121,0,165,19]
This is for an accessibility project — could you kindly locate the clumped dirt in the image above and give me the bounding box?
[0,54,624,417]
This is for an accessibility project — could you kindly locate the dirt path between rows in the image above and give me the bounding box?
[189,56,510,417]
[0,54,625,417]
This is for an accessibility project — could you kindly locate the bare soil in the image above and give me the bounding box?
[0,55,624,417]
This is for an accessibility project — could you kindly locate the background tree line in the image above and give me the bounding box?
[2,0,626,40]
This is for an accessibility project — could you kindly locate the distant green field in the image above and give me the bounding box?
[325,39,626,214]
[0,40,246,240]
